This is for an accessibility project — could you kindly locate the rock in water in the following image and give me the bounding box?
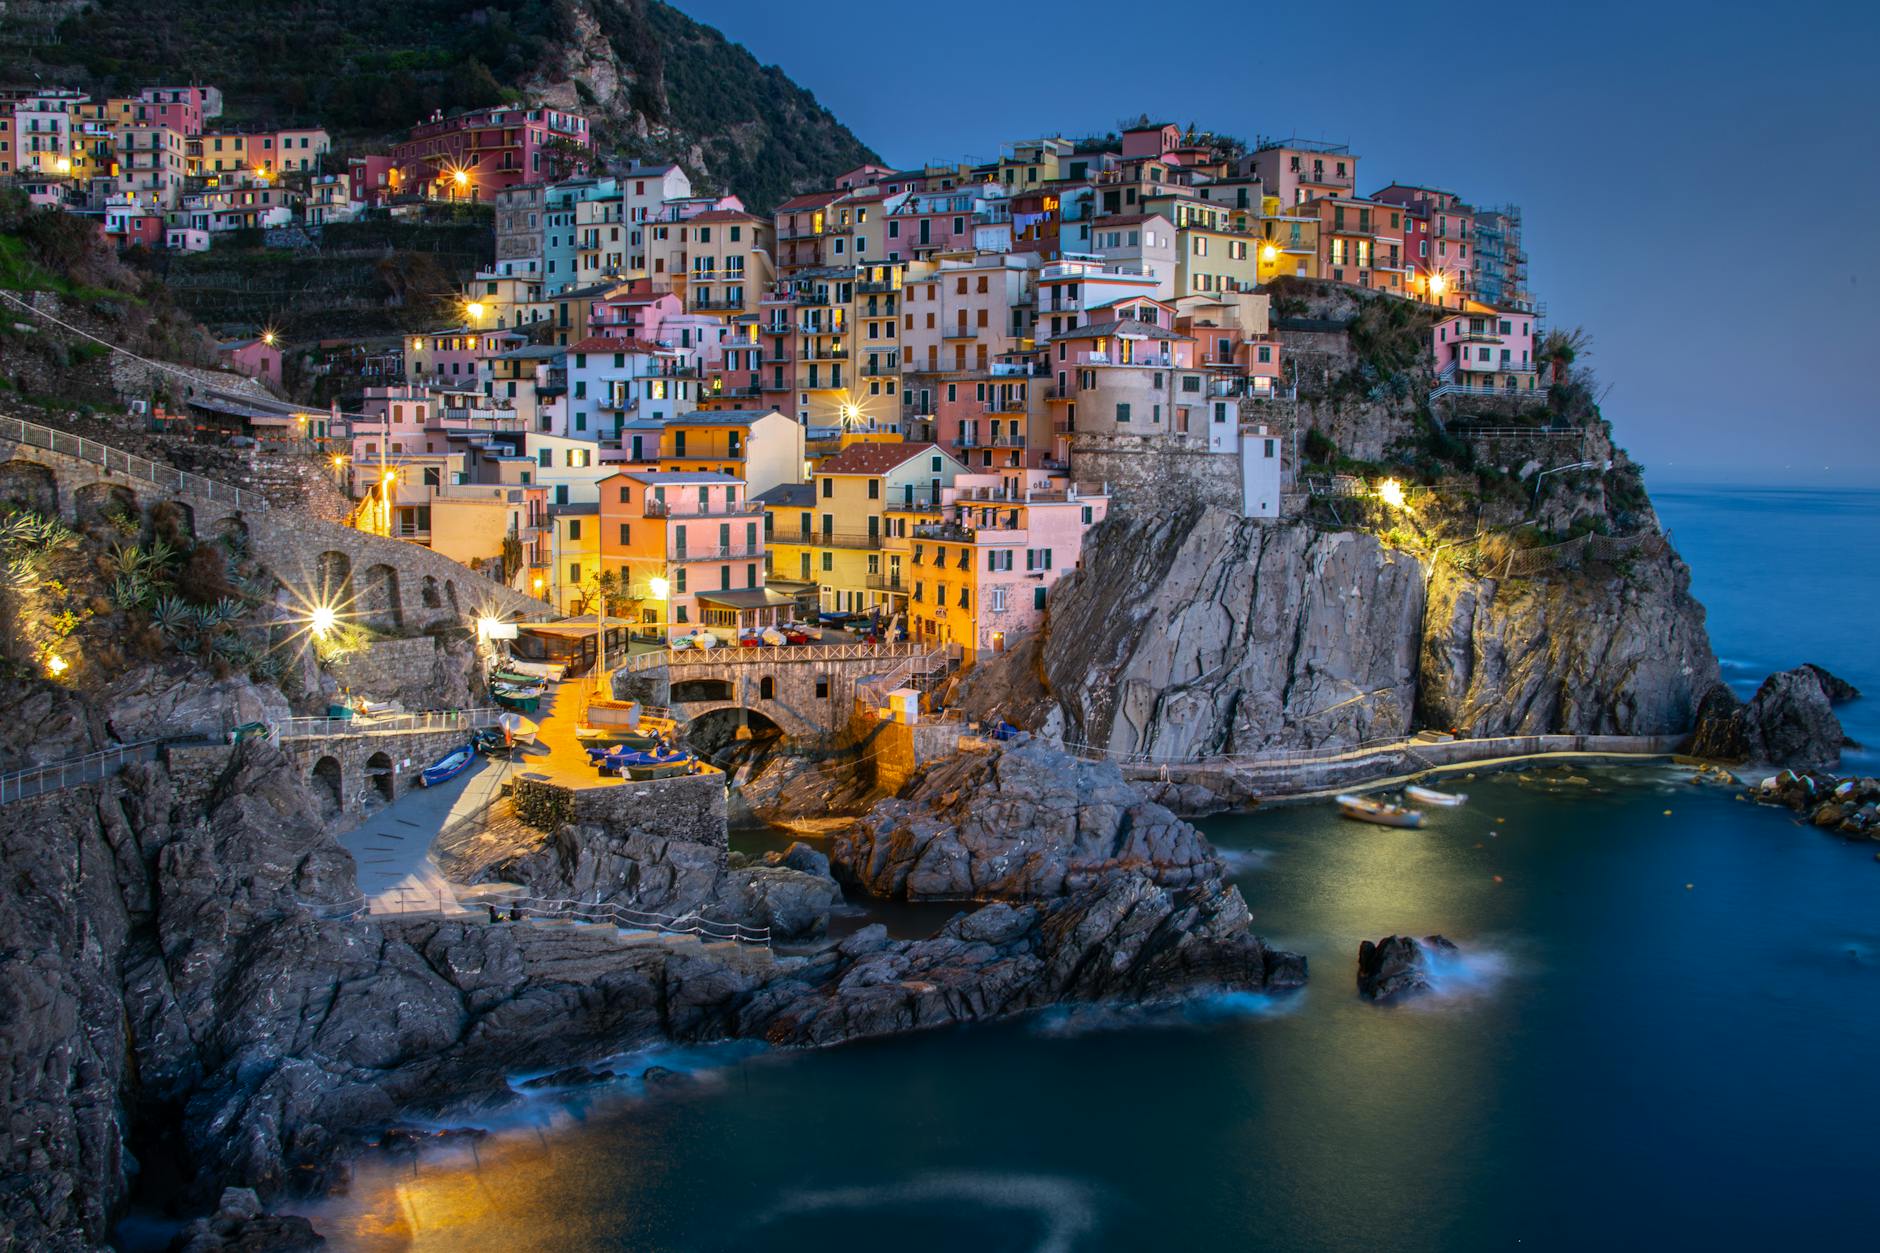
[834,739,1224,900]
[1356,934,1460,1002]
[1802,664,1862,705]
[1744,668,1846,771]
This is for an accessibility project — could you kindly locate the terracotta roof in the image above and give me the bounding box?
[775,190,842,212]
[685,209,764,223]
[1046,317,1192,344]
[817,442,945,476]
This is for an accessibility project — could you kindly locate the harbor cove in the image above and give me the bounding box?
[1,3,1876,1249]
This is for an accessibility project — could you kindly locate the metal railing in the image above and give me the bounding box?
[1,740,162,806]
[643,500,765,518]
[622,640,925,671]
[670,545,765,561]
[497,895,771,946]
[0,414,271,511]
[274,708,506,740]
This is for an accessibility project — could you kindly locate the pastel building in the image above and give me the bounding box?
[392,105,592,201]
[564,336,700,439]
[657,409,806,498]
[1246,139,1358,206]
[598,470,787,635]
[906,473,1109,662]
[1431,309,1540,396]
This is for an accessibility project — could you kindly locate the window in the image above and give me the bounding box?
[568,519,582,540]
[618,522,630,543]
[821,551,833,571]
[821,477,832,498]
[1034,586,1047,610]
[815,677,830,699]
[1116,403,1131,423]
[675,568,687,593]
[569,562,581,583]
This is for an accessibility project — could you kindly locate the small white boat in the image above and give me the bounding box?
[1405,784,1468,807]
[500,659,567,682]
[761,626,787,646]
[1336,793,1425,829]
[498,712,539,746]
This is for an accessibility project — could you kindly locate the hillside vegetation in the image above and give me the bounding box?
[0,0,878,210]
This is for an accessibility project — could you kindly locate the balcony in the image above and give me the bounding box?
[669,545,765,561]
[1072,351,1172,368]
[711,383,762,398]
[860,359,900,377]
[816,531,883,550]
[690,296,746,311]
[865,573,907,591]
[943,325,980,339]
[800,344,849,361]
[643,499,765,519]
[856,278,899,294]
[952,432,1027,449]
[1294,166,1355,188]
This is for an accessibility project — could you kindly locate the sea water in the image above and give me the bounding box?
[299,485,1880,1251]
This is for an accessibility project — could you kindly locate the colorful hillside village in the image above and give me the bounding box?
[1,89,1543,665]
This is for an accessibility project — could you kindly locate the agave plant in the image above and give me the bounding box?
[213,596,248,624]
[149,594,194,639]
[111,571,153,610]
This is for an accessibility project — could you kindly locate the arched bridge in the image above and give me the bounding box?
[617,641,951,740]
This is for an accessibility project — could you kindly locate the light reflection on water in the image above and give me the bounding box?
[301,764,1880,1251]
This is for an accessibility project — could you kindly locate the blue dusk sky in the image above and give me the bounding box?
[679,0,1878,486]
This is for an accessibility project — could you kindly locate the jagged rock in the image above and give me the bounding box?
[518,1066,617,1091]
[764,840,831,879]
[992,505,1716,764]
[834,739,1224,900]
[1743,668,1846,771]
[741,873,1306,1047]
[1803,664,1861,705]
[719,864,841,940]
[1688,682,1752,760]
[1356,934,1459,1002]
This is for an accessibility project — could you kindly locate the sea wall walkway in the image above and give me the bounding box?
[1070,732,1690,810]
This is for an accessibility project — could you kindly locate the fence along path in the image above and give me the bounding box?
[0,413,270,511]
[1,740,164,805]
[306,888,772,947]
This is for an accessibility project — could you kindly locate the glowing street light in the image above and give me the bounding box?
[261,330,278,347]
[648,576,670,601]
[1377,478,1407,509]
[452,169,468,188]
[1260,243,1279,264]
[45,654,69,677]
[465,300,486,324]
[1428,272,1448,299]
[309,605,338,639]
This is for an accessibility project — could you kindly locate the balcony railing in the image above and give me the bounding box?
[690,296,746,311]
[643,500,765,518]
[816,531,883,550]
[951,432,1027,449]
[865,573,907,591]
[856,279,899,294]
[670,545,765,561]
[943,325,980,339]
[860,360,899,377]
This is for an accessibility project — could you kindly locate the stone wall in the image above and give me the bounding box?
[1068,433,1241,514]
[618,651,924,740]
[322,636,474,708]
[510,772,727,851]
[870,716,968,793]
[164,727,482,823]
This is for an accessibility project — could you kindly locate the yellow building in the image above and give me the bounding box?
[0,112,13,176]
[1148,196,1259,297]
[549,505,601,613]
[759,442,965,616]
[1258,195,1321,281]
[678,209,775,319]
[995,137,1070,192]
[657,409,806,498]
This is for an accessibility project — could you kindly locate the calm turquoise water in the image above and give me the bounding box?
[300,486,1880,1252]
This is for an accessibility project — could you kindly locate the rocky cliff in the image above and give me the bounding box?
[985,500,1717,764]
[0,718,1301,1249]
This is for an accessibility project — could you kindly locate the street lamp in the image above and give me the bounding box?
[465,300,486,325]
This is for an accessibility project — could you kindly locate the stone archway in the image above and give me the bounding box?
[311,755,343,815]
[445,579,460,615]
[420,575,442,609]
[358,563,403,630]
[315,550,354,608]
[74,482,138,528]
[671,676,735,704]
[0,460,58,517]
[365,751,395,802]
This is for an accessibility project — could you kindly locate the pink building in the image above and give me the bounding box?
[217,336,282,388]
[907,471,1109,662]
[406,327,522,386]
[347,155,398,206]
[393,105,593,201]
[1431,309,1540,395]
[589,289,685,342]
[1121,122,1181,161]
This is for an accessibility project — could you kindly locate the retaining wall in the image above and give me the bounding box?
[510,771,726,851]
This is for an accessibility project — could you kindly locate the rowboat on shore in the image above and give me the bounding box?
[1405,784,1468,807]
[1336,793,1425,828]
[420,744,475,787]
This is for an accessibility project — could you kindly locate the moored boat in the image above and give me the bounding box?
[420,744,475,787]
[1405,784,1468,806]
[1336,793,1425,828]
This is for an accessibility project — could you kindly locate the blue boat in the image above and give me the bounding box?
[420,743,475,787]
[596,745,694,778]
